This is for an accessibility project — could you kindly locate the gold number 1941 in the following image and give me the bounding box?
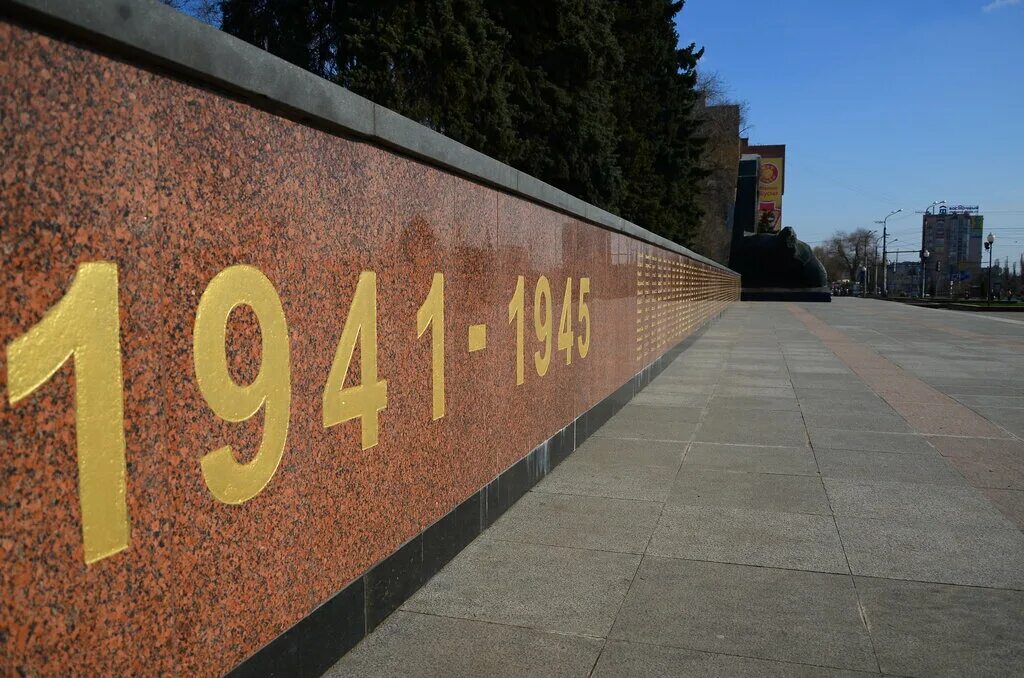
[323,271,388,449]
[417,273,445,420]
[193,265,292,505]
[6,263,130,564]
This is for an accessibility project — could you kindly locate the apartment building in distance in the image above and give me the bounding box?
[922,204,984,296]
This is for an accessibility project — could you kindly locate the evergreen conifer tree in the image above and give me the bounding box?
[483,0,624,209]
[611,0,707,244]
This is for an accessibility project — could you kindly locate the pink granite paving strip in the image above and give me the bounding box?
[981,489,1024,530]
[927,437,1024,491]
[787,305,1012,439]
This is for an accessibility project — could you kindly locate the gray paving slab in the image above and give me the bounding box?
[533,438,681,501]
[801,411,912,433]
[648,504,848,573]
[654,372,721,386]
[696,410,808,446]
[719,372,793,384]
[701,407,803,425]
[824,479,1014,528]
[856,577,1024,678]
[668,468,832,515]
[609,557,877,672]
[593,641,876,678]
[654,367,720,379]
[835,516,1024,588]
[718,375,794,389]
[487,491,661,554]
[534,461,678,502]
[789,375,875,391]
[570,436,686,467]
[595,404,701,441]
[806,428,935,454]
[707,395,802,411]
[403,539,640,636]
[643,381,717,396]
[715,385,797,398]
[797,404,898,421]
[683,442,818,476]
[631,391,711,408]
[814,448,963,485]
[788,366,853,376]
[328,611,603,677]
[795,389,892,411]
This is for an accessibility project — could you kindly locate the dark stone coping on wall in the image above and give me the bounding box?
[224,317,721,678]
[1,0,736,276]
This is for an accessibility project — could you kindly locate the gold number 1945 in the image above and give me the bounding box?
[6,263,130,564]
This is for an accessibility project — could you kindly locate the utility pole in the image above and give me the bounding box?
[875,209,902,297]
[920,249,929,298]
[873,242,880,295]
[985,233,995,306]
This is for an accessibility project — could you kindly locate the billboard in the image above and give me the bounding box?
[758,157,784,232]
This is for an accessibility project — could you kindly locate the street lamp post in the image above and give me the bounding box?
[875,208,903,297]
[985,233,995,306]
[920,249,930,298]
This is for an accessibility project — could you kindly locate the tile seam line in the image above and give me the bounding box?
[398,609,885,676]
[480,536,648,558]
[783,310,883,674]
[596,340,720,674]
[785,303,948,676]
[511,490,663,506]
[597,637,884,676]
[393,608,607,641]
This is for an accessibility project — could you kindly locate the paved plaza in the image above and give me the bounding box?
[329,299,1024,677]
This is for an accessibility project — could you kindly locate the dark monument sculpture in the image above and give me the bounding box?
[731,227,832,302]
[729,154,830,301]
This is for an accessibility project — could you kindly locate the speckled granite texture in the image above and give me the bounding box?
[0,21,738,676]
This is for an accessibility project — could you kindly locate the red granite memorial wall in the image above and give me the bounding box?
[0,18,739,676]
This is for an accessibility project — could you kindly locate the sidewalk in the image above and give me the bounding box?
[328,299,1024,677]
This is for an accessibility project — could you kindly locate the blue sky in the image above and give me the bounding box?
[677,0,1024,269]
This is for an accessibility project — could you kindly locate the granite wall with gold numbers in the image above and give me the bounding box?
[0,16,739,677]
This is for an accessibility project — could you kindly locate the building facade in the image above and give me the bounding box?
[922,205,984,297]
[740,140,785,233]
[888,260,924,297]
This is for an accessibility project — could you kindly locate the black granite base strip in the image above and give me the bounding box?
[227,577,365,678]
[226,312,726,678]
